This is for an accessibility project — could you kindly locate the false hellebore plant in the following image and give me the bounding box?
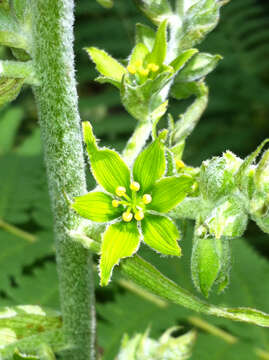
[1,0,269,359]
[72,122,193,285]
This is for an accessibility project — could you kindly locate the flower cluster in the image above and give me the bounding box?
[72,122,193,286]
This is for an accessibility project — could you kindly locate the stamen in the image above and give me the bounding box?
[122,211,133,222]
[130,181,140,192]
[134,210,144,221]
[127,65,136,74]
[142,194,152,205]
[116,186,126,197]
[176,160,185,169]
[147,63,159,72]
[112,200,120,208]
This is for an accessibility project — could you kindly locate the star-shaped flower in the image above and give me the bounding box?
[72,122,193,286]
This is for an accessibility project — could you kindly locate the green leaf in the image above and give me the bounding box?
[141,214,181,256]
[100,221,140,286]
[133,0,173,25]
[96,0,113,8]
[0,107,23,155]
[86,47,126,84]
[0,305,64,358]
[128,43,149,67]
[72,191,121,222]
[117,327,196,360]
[169,49,198,72]
[133,138,166,192]
[145,20,167,67]
[135,23,155,51]
[83,122,131,194]
[175,53,222,82]
[148,175,194,212]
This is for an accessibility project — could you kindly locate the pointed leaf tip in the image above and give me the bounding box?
[85,47,126,84]
[100,221,140,286]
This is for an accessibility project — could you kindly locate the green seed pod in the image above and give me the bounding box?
[191,222,231,297]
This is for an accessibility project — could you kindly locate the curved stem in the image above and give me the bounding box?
[32,1,95,359]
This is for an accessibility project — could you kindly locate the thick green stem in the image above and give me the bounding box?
[32,1,95,359]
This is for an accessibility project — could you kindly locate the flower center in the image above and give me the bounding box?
[112,182,152,222]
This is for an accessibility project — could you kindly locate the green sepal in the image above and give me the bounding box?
[205,197,248,239]
[171,81,204,100]
[95,76,121,89]
[72,191,121,223]
[169,48,198,73]
[133,137,165,192]
[141,214,181,256]
[250,193,269,234]
[175,53,222,82]
[199,156,235,202]
[236,139,269,198]
[100,221,140,286]
[255,149,269,194]
[128,43,149,67]
[148,175,194,212]
[178,0,225,50]
[135,23,155,51]
[121,69,173,121]
[83,122,131,194]
[86,47,126,85]
[0,77,24,108]
[0,7,29,51]
[145,20,167,67]
[133,0,173,25]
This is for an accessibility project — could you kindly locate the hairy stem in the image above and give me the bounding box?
[32,1,95,359]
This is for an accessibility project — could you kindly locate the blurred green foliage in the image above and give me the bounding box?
[0,0,269,358]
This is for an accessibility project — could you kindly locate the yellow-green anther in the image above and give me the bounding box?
[116,186,126,197]
[122,211,133,222]
[135,210,144,221]
[112,199,120,207]
[127,65,136,74]
[143,194,152,204]
[130,181,140,191]
[176,160,185,169]
[147,63,159,72]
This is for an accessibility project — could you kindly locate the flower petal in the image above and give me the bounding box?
[141,214,181,256]
[72,191,121,223]
[83,122,131,194]
[133,138,165,192]
[100,221,140,286]
[148,175,194,212]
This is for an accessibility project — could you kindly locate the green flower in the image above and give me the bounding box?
[72,122,194,286]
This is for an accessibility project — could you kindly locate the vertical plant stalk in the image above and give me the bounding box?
[32,1,95,359]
